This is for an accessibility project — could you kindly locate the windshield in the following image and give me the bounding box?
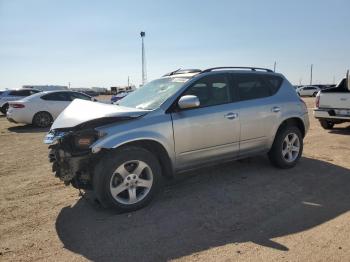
[118,77,190,110]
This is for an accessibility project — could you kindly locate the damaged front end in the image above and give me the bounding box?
[44,99,149,189]
[46,128,105,189]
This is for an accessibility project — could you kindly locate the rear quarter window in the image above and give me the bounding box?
[260,75,283,95]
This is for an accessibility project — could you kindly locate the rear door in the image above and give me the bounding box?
[41,92,71,119]
[171,73,240,170]
[232,73,283,156]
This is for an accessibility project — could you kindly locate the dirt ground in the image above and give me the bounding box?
[0,97,349,262]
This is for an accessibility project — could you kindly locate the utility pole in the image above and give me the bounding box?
[140,31,147,85]
[273,61,276,72]
[127,76,130,87]
[310,64,313,85]
[68,82,71,89]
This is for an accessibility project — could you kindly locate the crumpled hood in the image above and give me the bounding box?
[51,99,149,129]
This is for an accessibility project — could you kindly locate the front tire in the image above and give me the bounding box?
[319,119,334,129]
[268,126,303,169]
[93,146,162,212]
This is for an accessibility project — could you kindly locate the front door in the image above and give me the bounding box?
[171,73,240,170]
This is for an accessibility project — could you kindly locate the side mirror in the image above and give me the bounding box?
[92,97,98,102]
[178,95,200,109]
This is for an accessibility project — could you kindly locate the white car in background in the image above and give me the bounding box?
[296,86,320,97]
[0,88,41,114]
[7,90,95,127]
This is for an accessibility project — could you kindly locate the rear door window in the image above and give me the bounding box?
[234,74,283,101]
[234,74,271,101]
[41,92,70,101]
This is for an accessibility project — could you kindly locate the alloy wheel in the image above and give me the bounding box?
[282,133,300,162]
[109,160,153,205]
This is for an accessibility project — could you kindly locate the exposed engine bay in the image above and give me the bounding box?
[44,99,149,189]
[48,128,102,189]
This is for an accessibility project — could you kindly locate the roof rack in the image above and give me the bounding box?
[200,67,273,73]
[163,68,202,77]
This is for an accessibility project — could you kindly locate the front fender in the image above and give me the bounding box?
[90,114,176,166]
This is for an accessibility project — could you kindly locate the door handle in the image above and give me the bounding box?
[271,106,281,113]
[225,112,238,119]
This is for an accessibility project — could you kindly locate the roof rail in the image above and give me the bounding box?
[163,68,202,77]
[200,67,273,73]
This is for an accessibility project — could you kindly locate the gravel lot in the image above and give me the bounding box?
[0,97,349,262]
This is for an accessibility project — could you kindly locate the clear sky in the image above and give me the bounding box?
[0,0,349,90]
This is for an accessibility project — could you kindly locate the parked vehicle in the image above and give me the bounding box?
[0,89,41,114]
[7,90,94,127]
[314,71,350,129]
[296,86,320,97]
[44,67,309,212]
[111,92,130,103]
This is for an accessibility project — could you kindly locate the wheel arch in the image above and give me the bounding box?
[1,102,9,112]
[107,139,174,179]
[276,117,306,138]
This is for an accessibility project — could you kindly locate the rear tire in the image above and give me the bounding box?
[32,111,53,128]
[268,125,303,169]
[319,119,334,129]
[93,146,162,212]
[0,104,9,115]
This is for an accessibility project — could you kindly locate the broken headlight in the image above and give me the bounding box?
[73,130,106,150]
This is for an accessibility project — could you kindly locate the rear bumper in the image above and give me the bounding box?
[6,116,17,123]
[314,108,350,120]
[6,108,32,124]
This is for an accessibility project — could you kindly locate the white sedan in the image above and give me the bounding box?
[296,86,320,97]
[7,90,95,127]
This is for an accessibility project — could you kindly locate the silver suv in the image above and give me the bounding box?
[45,67,309,212]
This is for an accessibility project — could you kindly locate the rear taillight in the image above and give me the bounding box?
[315,95,320,108]
[10,103,25,108]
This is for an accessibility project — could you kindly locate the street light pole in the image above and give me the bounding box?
[310,64,313,85]
[140,31,147,85]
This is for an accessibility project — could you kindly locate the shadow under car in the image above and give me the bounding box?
[55,156,350,262]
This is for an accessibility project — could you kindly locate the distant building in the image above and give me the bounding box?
[69,87,99,97]
[110,85,136,95]
[91,87,108,94]
[23,85,68,91]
